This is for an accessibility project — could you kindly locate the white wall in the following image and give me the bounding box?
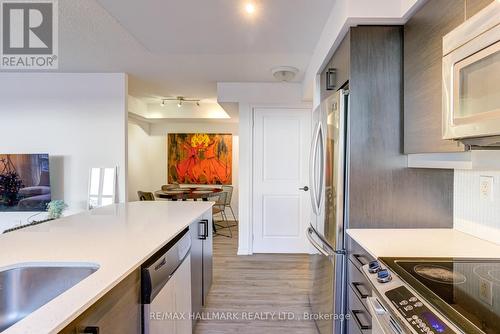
[128,120,165,201]
[218,82,312,255]
[0,73,128,228]
[127,115,240,217]
[454,170,500,245]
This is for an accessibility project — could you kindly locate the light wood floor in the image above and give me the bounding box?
[194,223,318,334]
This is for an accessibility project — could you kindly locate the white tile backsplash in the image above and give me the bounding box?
[454,170,500,245]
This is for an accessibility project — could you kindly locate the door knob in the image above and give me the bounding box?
[299,186,309,191]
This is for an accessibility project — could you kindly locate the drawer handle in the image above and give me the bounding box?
[199,220,207,240]
[351,310,371,330]
[352,253,367,266]
[352,282,370,299]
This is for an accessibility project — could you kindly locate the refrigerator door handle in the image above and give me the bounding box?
[306,226,331,257]
[315,123,325,214]
[309,122,320,215]
[307,226,346,256]
[309,225,346,255]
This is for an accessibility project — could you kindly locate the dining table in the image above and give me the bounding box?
[154,187,223,201]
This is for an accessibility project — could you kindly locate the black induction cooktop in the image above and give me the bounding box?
[381,258,500,334]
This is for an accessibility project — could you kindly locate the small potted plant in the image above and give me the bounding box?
[47,200,68,219]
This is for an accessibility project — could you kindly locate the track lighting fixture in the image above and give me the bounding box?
[158,96,201,108]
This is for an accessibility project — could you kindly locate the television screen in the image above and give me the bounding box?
[0,154,51,212]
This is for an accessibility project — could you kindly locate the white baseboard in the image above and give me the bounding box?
[237,248,252,255]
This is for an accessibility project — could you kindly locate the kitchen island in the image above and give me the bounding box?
[0,201,213,334]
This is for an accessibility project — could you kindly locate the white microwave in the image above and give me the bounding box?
[442,2,500,144]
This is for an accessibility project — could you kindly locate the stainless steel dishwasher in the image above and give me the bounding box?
[141,228,192,334]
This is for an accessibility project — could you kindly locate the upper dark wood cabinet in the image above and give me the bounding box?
[320,32,350,101]
[320,26,454,230]
[403,0,494,153]
[349,26,453,229]
[404,0,465,153]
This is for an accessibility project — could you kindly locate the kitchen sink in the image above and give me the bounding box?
[0,263,99,332]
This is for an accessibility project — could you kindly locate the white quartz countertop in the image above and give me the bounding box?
[0,201,213,334]
[346,228,500,259]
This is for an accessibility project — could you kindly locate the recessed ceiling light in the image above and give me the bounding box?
[245,3,255,14]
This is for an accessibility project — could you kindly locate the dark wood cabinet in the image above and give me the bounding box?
[59,270,141,334]
[321,26,454,231]
[320,32,350,101]
[346,237,375,334]
[320,27,454,333]
[190,220,204,317]
[348,26,454,230]
[190,213,213,320]
[403,0,493,153]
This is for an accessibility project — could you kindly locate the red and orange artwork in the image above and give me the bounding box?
[167,134,232,185]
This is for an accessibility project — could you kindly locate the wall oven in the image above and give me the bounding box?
[442,2,500,143]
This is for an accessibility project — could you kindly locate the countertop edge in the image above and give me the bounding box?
[346,228,500,259]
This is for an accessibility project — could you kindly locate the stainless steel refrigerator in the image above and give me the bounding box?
[307,88,349,334]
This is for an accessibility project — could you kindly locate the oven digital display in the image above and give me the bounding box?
[422,311,446,333]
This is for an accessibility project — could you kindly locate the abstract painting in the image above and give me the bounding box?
[167,133,232,185]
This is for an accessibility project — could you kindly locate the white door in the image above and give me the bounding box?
[252,108,312,253]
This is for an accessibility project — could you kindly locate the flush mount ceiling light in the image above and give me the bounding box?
[245,2,256,14]
[271,66,299,82]
[160,96,201,108]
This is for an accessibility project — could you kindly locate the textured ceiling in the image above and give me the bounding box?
[48,0,333,106]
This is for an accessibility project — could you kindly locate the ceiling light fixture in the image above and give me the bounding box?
[245,2,255,14]
[271,66,299,82]
[159,96,201,108]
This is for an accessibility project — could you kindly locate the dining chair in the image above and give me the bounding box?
[221,185,238,226]
[209,192,232,238]
[137,191,155,201]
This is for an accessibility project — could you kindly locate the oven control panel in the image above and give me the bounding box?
[385,286,454,334]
